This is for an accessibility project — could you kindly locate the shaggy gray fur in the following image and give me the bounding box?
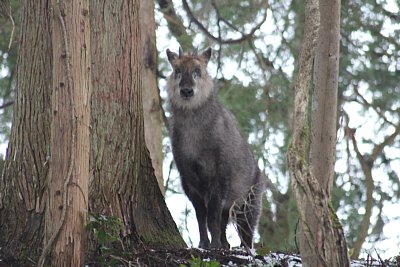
[166,48,265,249]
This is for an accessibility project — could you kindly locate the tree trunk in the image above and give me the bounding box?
[287,0,350,266]
[259,192,298,251]
[0,0,51,261]
[140,0,164,192]
[40,1,91,266]
[349,123,400,259]
[89,0,185,252]
[310,0,341,199]
[350,131,374,260]
[297,1,349,266]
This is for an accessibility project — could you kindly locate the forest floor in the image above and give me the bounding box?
[1,247,399,266]
[86,247,399,267]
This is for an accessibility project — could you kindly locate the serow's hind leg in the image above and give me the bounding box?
[236,189,262,249]
[220,209,230,249]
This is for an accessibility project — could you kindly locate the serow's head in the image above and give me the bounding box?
[166,47,213,110]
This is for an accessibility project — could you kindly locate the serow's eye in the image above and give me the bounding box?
[193,67,201,78]
[174,68,182,79]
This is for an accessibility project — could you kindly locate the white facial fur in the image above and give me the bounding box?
[167,63,214,110]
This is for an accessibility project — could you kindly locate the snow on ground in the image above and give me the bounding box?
[127,247,400,267]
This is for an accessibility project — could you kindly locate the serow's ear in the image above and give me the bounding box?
[166,49,179,64]
[201,48,212,65]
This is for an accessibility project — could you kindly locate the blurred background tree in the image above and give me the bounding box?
[0,0,18,147]
[1,0,399,259]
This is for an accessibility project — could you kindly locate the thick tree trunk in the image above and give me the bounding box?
[89,0,185,252]
[259,192,297,251]
[140,0,164,192]
[297,1,349,266]
[40,1,91,266]
[310,0,340,197]
[287,0,350,266]
[0,0,51,261]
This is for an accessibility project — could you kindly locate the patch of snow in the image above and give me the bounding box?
[233,254,253,260]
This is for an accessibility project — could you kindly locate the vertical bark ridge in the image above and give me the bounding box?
[140,0,164,193]
[287,0,349,266]
[43,0,91,266]
[0,0,52,261]
[89,0,185,253]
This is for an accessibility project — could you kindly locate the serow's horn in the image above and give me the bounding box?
[179,47,184,58]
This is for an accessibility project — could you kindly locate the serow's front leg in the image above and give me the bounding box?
[207,194,224,248]
[190,194,210,248]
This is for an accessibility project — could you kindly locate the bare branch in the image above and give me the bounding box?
[373,0,400,20]
[247,39,272,107]
[348,129,375,259]
[182,0,267,45]
[370,123,400,163]
[0,100,13,109]
[211,1,223,76]
[345,118,399,258]
[353,86,397,127]
[157,0,194,50]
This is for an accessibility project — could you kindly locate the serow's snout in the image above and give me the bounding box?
[180,88,194,98]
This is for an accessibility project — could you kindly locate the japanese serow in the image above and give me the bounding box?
[166,47,265,249]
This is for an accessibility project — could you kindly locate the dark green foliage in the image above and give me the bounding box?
[87,214,123,244]
[86,213,127,267]
[181,256,221,267]
[218,78,266,139]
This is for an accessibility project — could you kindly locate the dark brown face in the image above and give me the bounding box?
[166,48,214,109]
[173,57,203,98]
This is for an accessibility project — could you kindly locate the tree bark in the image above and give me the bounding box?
[287,0,350,266]
[310,0,340,196]
[1,0,184,265]
[140,0,164,192]
[259,191,298,251]
[0,0,51,261]
[40,1,91,266]
[89,0,185,252]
